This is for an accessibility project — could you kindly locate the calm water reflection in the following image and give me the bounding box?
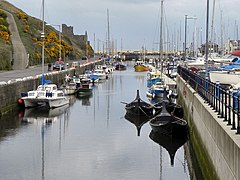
[0,61,191,180]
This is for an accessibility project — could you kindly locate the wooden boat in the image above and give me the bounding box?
[153,100,184,119]
[124,112,150,136]
[149,100,188,137]
[149,130,188,166]
[125,90,153,117]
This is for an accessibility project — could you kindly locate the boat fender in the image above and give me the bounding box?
[18,99,23,104]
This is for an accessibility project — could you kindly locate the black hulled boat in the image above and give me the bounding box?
[125,90,153,117]
[149,100,188,137]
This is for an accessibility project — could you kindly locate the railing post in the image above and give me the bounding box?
[232,88,238,130]
[212,82,215,108]
[224,90,228,122]
[215,81,219,112]
[228,90,232,126]
[236,97,240,134]
[220,88,224,118]
[205,77,209,103]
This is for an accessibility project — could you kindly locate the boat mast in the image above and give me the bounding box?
[205,0,210,78]
[107,9,110,56]
[159,0,164,61]
[41,0,45,85]
[160,0,164,81]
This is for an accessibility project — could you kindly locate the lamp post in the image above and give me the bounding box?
[46,24,62,70]
[184,15,197,61]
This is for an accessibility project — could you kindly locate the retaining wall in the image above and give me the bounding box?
[0,61,101,116]
[177,75,240,180]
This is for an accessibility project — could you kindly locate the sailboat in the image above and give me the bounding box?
[20,0,69,108]
[146,0,169,99]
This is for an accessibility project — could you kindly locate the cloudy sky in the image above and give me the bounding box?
[6,0,240,51]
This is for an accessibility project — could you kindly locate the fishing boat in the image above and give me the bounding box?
[61,75,80,95]
[78,78,93,96]
[125,90,153,117]
[115,62,127,71]
[62,81,78,95]
[146,81,169,99]
[149,100,188,137]
[92,69,108,80]
[134,59,149,72]
[153,100,183,119]
[149,130,188,166]
[20,0,69,108]
[147,69,162,88]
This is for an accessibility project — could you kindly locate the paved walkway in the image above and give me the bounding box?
[3,9,28,70]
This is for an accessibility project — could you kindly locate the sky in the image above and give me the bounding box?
[6,0,240,52]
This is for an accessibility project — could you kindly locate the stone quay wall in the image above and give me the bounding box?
[177,75,240,180]
[0,60,102,116]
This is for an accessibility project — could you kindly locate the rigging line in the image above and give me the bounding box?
[163,4,170,53]
[152,3,161,50]
[210,0,216,43]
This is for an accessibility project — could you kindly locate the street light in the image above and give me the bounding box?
[46,24,62,70]
[184,15,197,61]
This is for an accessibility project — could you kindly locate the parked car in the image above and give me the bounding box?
[53,61,65,70]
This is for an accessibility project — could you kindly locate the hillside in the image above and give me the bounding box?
[0,0,93,70]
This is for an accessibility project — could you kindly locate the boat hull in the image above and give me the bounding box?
[209,71,240,85]
[150,117,188,137]
[115,64,127,71]
[22,97,69,108]
[134,65,149,72]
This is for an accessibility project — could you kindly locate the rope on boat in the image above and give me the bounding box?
[139,106,151,118]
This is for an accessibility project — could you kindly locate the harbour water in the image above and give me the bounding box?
[0,61,193,180]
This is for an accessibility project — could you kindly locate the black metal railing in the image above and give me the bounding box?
[177,66,240,134]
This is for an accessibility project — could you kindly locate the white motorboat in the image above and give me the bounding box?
[146,82,169,99]
[21,84,69,108]
[20,1,69,109]
[92,69,107,80]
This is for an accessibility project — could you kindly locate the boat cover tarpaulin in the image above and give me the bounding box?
[230,50,240,57]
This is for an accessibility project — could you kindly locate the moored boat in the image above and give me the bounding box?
[21,84,69,108]
[149,100,188,137]
[78,78,93,96]
[125,90,153,117]
[115,62,127,71]
[134,60,149,72]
